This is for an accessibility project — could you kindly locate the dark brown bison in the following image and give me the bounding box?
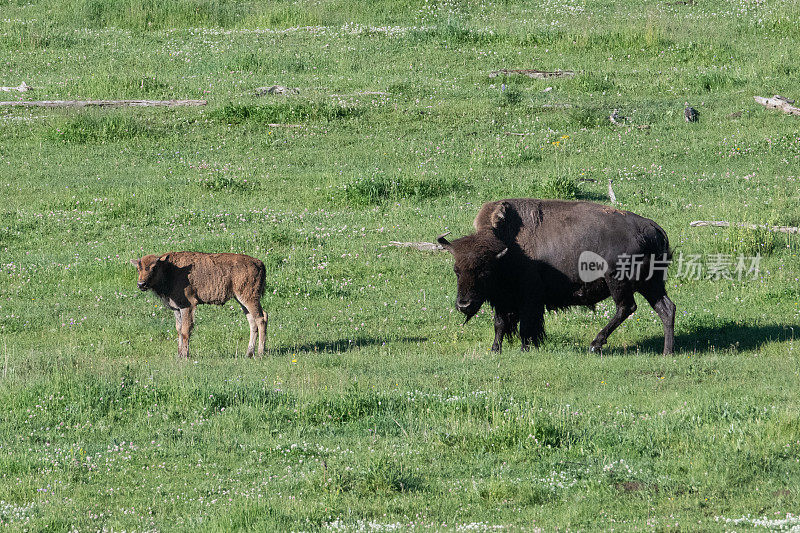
[437,199,676,354]
[130,252,267,358]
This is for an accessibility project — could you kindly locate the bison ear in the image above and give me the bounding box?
[436,232,453,252]
[156,254,168,263]
[130,258,141,268]
[496,248,508,260]
[490,201,511,230]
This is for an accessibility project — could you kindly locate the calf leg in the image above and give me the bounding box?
[174,310,183,354]
[590,280,636,353]
[239,300,267,357]
[178,307,195,359]
[641,285,676,355]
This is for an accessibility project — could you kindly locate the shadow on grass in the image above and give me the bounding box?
[272,336,428,355]
[637,322,798,354]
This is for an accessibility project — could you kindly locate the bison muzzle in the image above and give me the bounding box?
[131,251,268,359]
[438,199,676,354]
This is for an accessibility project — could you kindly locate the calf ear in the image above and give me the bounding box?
[490,201,511,230]
[130,258,141,268]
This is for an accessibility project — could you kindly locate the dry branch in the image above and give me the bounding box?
[753,95,800,116]
[388,241,444,252]
[267,123,302,128]
[254,85,299,96]
[0,99,207,108]
[0,82,32,92]
[690,220,800,235]
[490,69,575,79]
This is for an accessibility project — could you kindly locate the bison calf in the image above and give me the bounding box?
[438,198,676,354]
[130,252,267,358]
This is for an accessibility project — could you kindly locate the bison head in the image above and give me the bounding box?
[130,254,167,291]
[437,232,508,322]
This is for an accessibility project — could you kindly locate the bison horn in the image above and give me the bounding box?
[436,232,453,250]
[496,248,508,259]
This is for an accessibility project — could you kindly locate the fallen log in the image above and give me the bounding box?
[490,69,575,79]
[0,99,207,108]
[753,95,800,116]
[0,82,32,92]
[388,241,444,252]
[254,85,299,96]
[690,220,800,235]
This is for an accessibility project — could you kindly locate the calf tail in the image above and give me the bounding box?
[257,260,267,299]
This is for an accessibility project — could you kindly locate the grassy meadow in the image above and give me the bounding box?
[1,0,800,529]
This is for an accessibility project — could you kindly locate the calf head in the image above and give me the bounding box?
[130,254,167,292]
[437,232,508,322]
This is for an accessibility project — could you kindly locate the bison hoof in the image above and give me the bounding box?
[491,343,501,353]
[520,344,530,352]
[589,344,603,354]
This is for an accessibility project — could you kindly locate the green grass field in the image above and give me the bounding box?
[2,0,800,530]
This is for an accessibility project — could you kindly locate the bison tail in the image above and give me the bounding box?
[651,221,672,260]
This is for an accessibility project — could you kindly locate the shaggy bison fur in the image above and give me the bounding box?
[437,198,676,354]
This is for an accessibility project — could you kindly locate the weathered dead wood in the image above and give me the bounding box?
[754,95,800,116]
[267,123,302,128]
[490,69,575,79]
[690,220,800,234]
[388,241,444,252]
[607,180,617,204]
[254,85,299,96]
[0,99,207,108]
[0,82,32,92]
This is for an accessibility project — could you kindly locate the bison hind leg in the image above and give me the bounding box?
[640,283,676,355]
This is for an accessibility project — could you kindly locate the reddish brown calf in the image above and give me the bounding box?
[131,252,267,358]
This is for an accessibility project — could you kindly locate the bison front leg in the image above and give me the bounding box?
[178,306,195,359]
[491,311,516,353]
[590,281,636,353]
[491,312,506,352]
[519,303,545,352]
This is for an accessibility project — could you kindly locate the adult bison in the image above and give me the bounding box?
[130,252,267,358]
[437,199,675,354]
